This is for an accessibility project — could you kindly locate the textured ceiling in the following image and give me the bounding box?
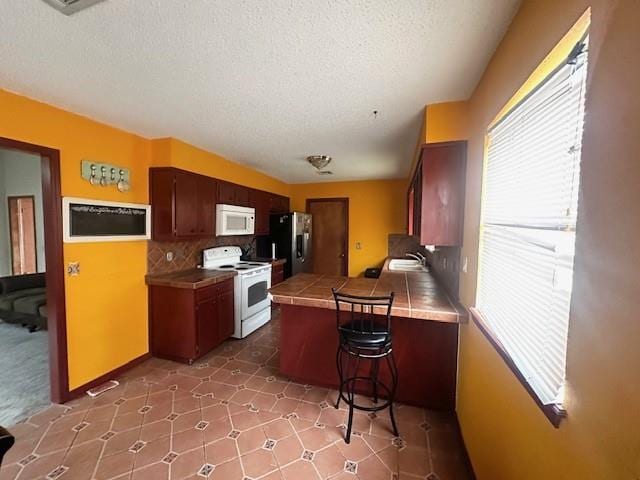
[0,0,519,183]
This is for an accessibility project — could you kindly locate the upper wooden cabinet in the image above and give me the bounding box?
[270,194,289,214]
[250,189,271,236]
[150,167,216,241]
[217,181,249,207]
[150,167,290,241]
[409,141,466,246]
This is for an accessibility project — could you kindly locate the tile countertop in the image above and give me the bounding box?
[268,258,467,323]
[145,268,237,289]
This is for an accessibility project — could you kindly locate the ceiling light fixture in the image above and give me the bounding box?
[307,155,332,171]
[41,0,106,16]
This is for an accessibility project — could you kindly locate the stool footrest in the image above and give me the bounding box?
[337,376,393,412]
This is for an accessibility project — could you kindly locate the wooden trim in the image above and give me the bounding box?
[305,197,349,276]
[67,353,152,400]
[469,308,567,428]
[0,136,69,404]
[7,195,37,274]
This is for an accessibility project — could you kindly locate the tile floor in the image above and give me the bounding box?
[0,311,472,480]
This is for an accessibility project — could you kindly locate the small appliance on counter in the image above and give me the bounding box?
[203,246,271,338]
[216,204,255,236]
[256,212,312,279]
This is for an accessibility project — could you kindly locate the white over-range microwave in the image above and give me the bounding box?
[216,204,255,236]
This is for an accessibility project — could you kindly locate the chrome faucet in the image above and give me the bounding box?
[405,252,426,265]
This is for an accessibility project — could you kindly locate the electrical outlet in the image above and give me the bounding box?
[355,242,362,250]
[67,262,80,276]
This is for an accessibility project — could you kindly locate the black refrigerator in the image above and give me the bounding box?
[256,212,312,279]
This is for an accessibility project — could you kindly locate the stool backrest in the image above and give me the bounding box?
[331,288,394,336]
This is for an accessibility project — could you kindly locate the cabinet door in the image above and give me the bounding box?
[235,185,250,207]
[250,189,270,235]
[175,171,199,237]
[217,181,236,204]
[271,264,284,286]
[269,194,289,213]
[419,143,466,246]
[150,169,175,241]
[217,281,235,340]
[196,296,219,357]
[197,176,215,236]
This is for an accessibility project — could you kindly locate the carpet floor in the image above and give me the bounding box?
[0,321,50,426]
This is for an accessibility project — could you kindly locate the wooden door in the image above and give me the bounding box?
[217,281,235,340]
[196,295,219,357]
[307,198,348,276]
[8,196,37,275]
[197,176,215,236]
[175,171,199,237]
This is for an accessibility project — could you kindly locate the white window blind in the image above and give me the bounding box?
[476,38,588,406]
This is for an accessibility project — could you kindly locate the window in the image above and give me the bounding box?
[476,37,588,411]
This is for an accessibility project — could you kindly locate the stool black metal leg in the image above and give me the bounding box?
[370,358,379,404]
[386,353,400,437]
[335,346,343,409]
[344,352,360,444]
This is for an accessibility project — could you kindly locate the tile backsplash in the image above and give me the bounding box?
[147,236,256,274]
[387,234,460,301]
[388,234,420,257]
[421,246,461,301]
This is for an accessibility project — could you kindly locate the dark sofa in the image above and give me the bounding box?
[0,273,47,332]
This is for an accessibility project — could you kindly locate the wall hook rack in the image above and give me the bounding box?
[81,160,131,192]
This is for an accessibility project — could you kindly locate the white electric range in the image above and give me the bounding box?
[202,246,272,339]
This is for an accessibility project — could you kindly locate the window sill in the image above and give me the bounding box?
[468,307,567,428]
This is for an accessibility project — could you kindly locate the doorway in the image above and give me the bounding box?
[306,198,349,276]
[0,137,68,419]
[8,196,38,275]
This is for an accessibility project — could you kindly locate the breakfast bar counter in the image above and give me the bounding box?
[269,259,466,410]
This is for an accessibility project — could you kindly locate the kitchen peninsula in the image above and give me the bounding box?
[269,259,467,410]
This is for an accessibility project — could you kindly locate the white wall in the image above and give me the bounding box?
[0,148,45,276]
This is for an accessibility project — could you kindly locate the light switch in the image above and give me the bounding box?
[462,256,468,273]
[166,251,175,262]
[355,242,362,250]
[67,262,80,276]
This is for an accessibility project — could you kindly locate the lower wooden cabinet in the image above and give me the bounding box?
[272,263,284,286]
[150,278,234,363]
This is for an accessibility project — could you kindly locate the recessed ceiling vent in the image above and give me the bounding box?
[41,0,106,16]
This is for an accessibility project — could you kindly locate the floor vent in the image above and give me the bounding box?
[41,0,106,16]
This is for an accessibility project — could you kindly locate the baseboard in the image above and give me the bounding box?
[66,352,151,401]
[454,414,477,480]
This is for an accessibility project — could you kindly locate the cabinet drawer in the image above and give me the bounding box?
[216,278,234,295]
[195,285,217,302]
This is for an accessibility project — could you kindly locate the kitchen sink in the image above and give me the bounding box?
[388,259,428,272]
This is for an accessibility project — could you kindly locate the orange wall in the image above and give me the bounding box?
[0,89,407,391]
[425,101,469,144]
[0,88,151,390]
[290,180,406,277]
[447,1,639,478]
[151,138,289,196]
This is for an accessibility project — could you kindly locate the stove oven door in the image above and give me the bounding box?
[240,269,272,321]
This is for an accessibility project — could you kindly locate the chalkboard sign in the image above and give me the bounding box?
[63,197,151,243]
